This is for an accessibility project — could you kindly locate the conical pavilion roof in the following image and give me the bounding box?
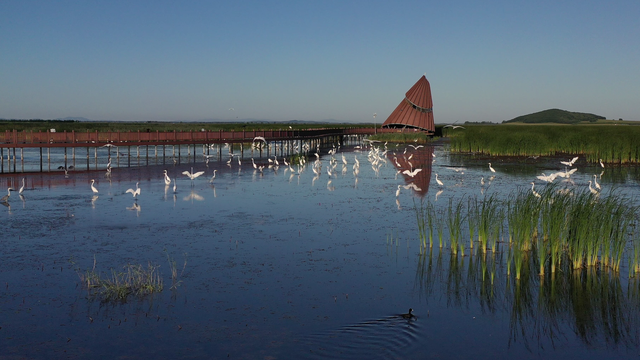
[382,75,435,133]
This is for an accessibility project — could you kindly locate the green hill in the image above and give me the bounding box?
[503,109,605,124]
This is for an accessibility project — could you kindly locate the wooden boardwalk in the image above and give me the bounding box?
[0,127,407,174]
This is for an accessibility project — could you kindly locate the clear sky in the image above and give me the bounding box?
[1,1,638,123]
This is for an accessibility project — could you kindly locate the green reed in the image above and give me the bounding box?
[476,194,502,253]
[436,208,446,249]
[507,189,541,252]
[467,197,478,250]
[415,200,434,250]
[447,198,465,255]
[413,185,638,278]
[79,258,164,302]
[448,124,640,165]
[538,186,569,274]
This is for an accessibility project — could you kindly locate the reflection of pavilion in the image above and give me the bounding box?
[388,146,434,197]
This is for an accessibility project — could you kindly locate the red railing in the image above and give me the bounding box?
[0,128,405,148]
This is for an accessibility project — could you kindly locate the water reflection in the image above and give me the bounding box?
[183,190,204,202]
[415,247,640,349]
[126,202,141,215]
[388,145,434,197]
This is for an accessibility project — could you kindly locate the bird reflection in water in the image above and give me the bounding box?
[183,190,204,202]
[126,202,141,216]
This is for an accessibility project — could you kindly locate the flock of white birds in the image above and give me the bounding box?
[1,136,609,212]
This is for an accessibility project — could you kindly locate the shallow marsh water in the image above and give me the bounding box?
[2,143,640,359]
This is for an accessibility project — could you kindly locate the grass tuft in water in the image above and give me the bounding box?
[79,256,165,302]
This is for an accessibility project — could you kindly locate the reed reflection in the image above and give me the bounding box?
[415,247,640,350]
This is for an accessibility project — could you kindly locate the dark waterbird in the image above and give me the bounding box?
[401,308,415,319]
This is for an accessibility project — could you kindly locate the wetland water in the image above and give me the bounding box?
[2,143,640,359]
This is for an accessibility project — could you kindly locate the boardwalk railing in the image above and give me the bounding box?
[0,127,404,148]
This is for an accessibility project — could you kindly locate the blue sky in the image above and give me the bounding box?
[1,1,638,123]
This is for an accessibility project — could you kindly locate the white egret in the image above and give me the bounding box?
[90,179,99,193]
[402,168,422,177]
[593,174,601,190]
[435,174,443,186]
[588,180,599,195]
[599,159,605,168]
[126,182,141,199]
[163,170,171,185]
[19,178,25,194]
[396,185,401,197]
[209,169,217,183]
[560,156,579,167]
[536,173,557,183]
[480,176,485,186]
[182,167,205,181]
[488,163,496,173]
[530,182,541,198]
[0,188,14,203]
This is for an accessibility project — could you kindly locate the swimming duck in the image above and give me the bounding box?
[401,308,415,319]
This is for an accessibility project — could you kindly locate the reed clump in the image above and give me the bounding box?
[415,186,639,279]
[448,124,640,165]
[78,256,179,302]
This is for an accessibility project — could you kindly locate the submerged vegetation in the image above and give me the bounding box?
[447,124,640,164]
[415,185,639,278]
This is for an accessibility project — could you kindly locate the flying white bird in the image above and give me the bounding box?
[402,168,422,177]
[560,156,579,167]
[126,182,141,199]
[182,167,205,180]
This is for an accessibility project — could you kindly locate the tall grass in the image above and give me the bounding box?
[447,198,465,256]
[448,124,640,164]
[80,260,163,302]
[414,186,639,279]
[78,254,188,302]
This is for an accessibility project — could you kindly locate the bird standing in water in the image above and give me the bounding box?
[1,188,14,203]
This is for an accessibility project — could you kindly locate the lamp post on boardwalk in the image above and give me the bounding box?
[373,113,377,134]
